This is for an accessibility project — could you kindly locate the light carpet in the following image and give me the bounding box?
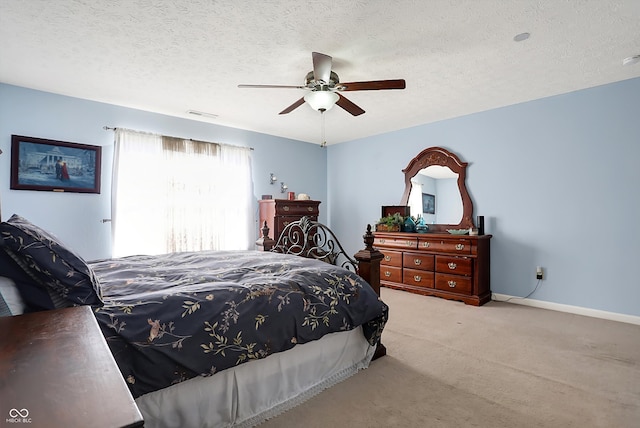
[260,287,640,427]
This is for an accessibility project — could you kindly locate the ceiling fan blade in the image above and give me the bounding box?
[336,94,365,116]
[238,84,305,89]
[279,97,306,115]
[339,79,406,91]
[312,52,332,84]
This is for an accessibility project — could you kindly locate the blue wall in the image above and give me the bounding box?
[3,78,639,318]
[0,84,327,260]
[327,77,640,317]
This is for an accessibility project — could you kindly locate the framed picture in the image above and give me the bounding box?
[422,193,435,214]
[10,135,101,193]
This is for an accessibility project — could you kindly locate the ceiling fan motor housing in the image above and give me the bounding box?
[305,71,341,90]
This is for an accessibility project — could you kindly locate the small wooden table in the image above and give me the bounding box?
[0,306,144,427]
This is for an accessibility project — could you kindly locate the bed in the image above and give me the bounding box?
[0,214,388,427]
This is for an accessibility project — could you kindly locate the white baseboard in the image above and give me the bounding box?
[492,293,640,326]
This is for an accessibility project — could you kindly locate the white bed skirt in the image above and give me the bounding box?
[136,326,375,428]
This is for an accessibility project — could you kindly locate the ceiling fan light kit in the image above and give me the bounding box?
[304,91,339,112]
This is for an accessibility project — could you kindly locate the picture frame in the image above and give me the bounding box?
[10,135,101,194]
[422,193,435,214]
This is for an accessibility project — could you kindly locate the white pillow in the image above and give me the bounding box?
[0,276,26,315]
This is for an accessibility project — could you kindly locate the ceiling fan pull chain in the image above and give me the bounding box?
[321,111,327,148]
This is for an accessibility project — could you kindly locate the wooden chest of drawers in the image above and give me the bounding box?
[259,199,320,241]
[374,232,491,306]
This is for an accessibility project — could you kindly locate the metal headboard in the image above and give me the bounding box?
[270,216,358,272]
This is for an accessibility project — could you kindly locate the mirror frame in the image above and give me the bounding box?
[400,146,474,232]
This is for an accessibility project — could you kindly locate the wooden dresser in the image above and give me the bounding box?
[259,199,320,240]
[374,231,491,306]
[0,306,144,427]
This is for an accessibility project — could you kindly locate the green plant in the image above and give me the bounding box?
[377,212,404,226]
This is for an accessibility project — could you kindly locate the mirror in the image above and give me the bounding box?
[400,147,474,232]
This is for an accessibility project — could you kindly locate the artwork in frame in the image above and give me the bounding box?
[422,193,435,214]
[10,135,101,194]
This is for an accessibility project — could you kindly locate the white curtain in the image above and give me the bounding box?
[112,129,253,257]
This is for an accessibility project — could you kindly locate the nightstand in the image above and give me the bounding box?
[0,306,144,427]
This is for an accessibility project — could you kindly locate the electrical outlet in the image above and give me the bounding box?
[536,266,543,280]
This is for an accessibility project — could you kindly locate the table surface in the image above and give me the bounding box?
[0,306,144,427]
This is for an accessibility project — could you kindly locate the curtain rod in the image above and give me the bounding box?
[103,126,254,151]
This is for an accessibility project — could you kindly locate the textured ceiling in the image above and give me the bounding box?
[1,1,639,145]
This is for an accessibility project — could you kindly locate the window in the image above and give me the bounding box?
[111,129,253,257]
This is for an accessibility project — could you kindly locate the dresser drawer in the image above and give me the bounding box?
[418,238,471,254]
[374,236,418,250]
[380,250,403,267]
[381,265,402,283]
[403,252,435,271]
[435,273,472,295]
[436,255,472,276]
[276,215,317,232]
[274,202,320,216]
[404,268,435,288]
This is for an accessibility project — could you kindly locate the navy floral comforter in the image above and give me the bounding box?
[90,250,388,398]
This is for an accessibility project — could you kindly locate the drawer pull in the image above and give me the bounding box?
[283,206,290,212]
[448,262,457,270]
[414,259,422,266]
[406,241,413,246]
[448,280,457,288]
[455,243,465,250]
[384,255,391,261]
[422,242,430,248]
[384,271,391,277]
[307,207,313,212]
[414,275,422,282]
[380,239,386,243]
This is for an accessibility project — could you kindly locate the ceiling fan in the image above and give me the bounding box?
[238,52,406,116]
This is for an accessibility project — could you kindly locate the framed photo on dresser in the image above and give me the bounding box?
[10,135,101,194]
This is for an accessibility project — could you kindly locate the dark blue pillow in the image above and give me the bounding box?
[0,214,103,307]
[0,249,62,312]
